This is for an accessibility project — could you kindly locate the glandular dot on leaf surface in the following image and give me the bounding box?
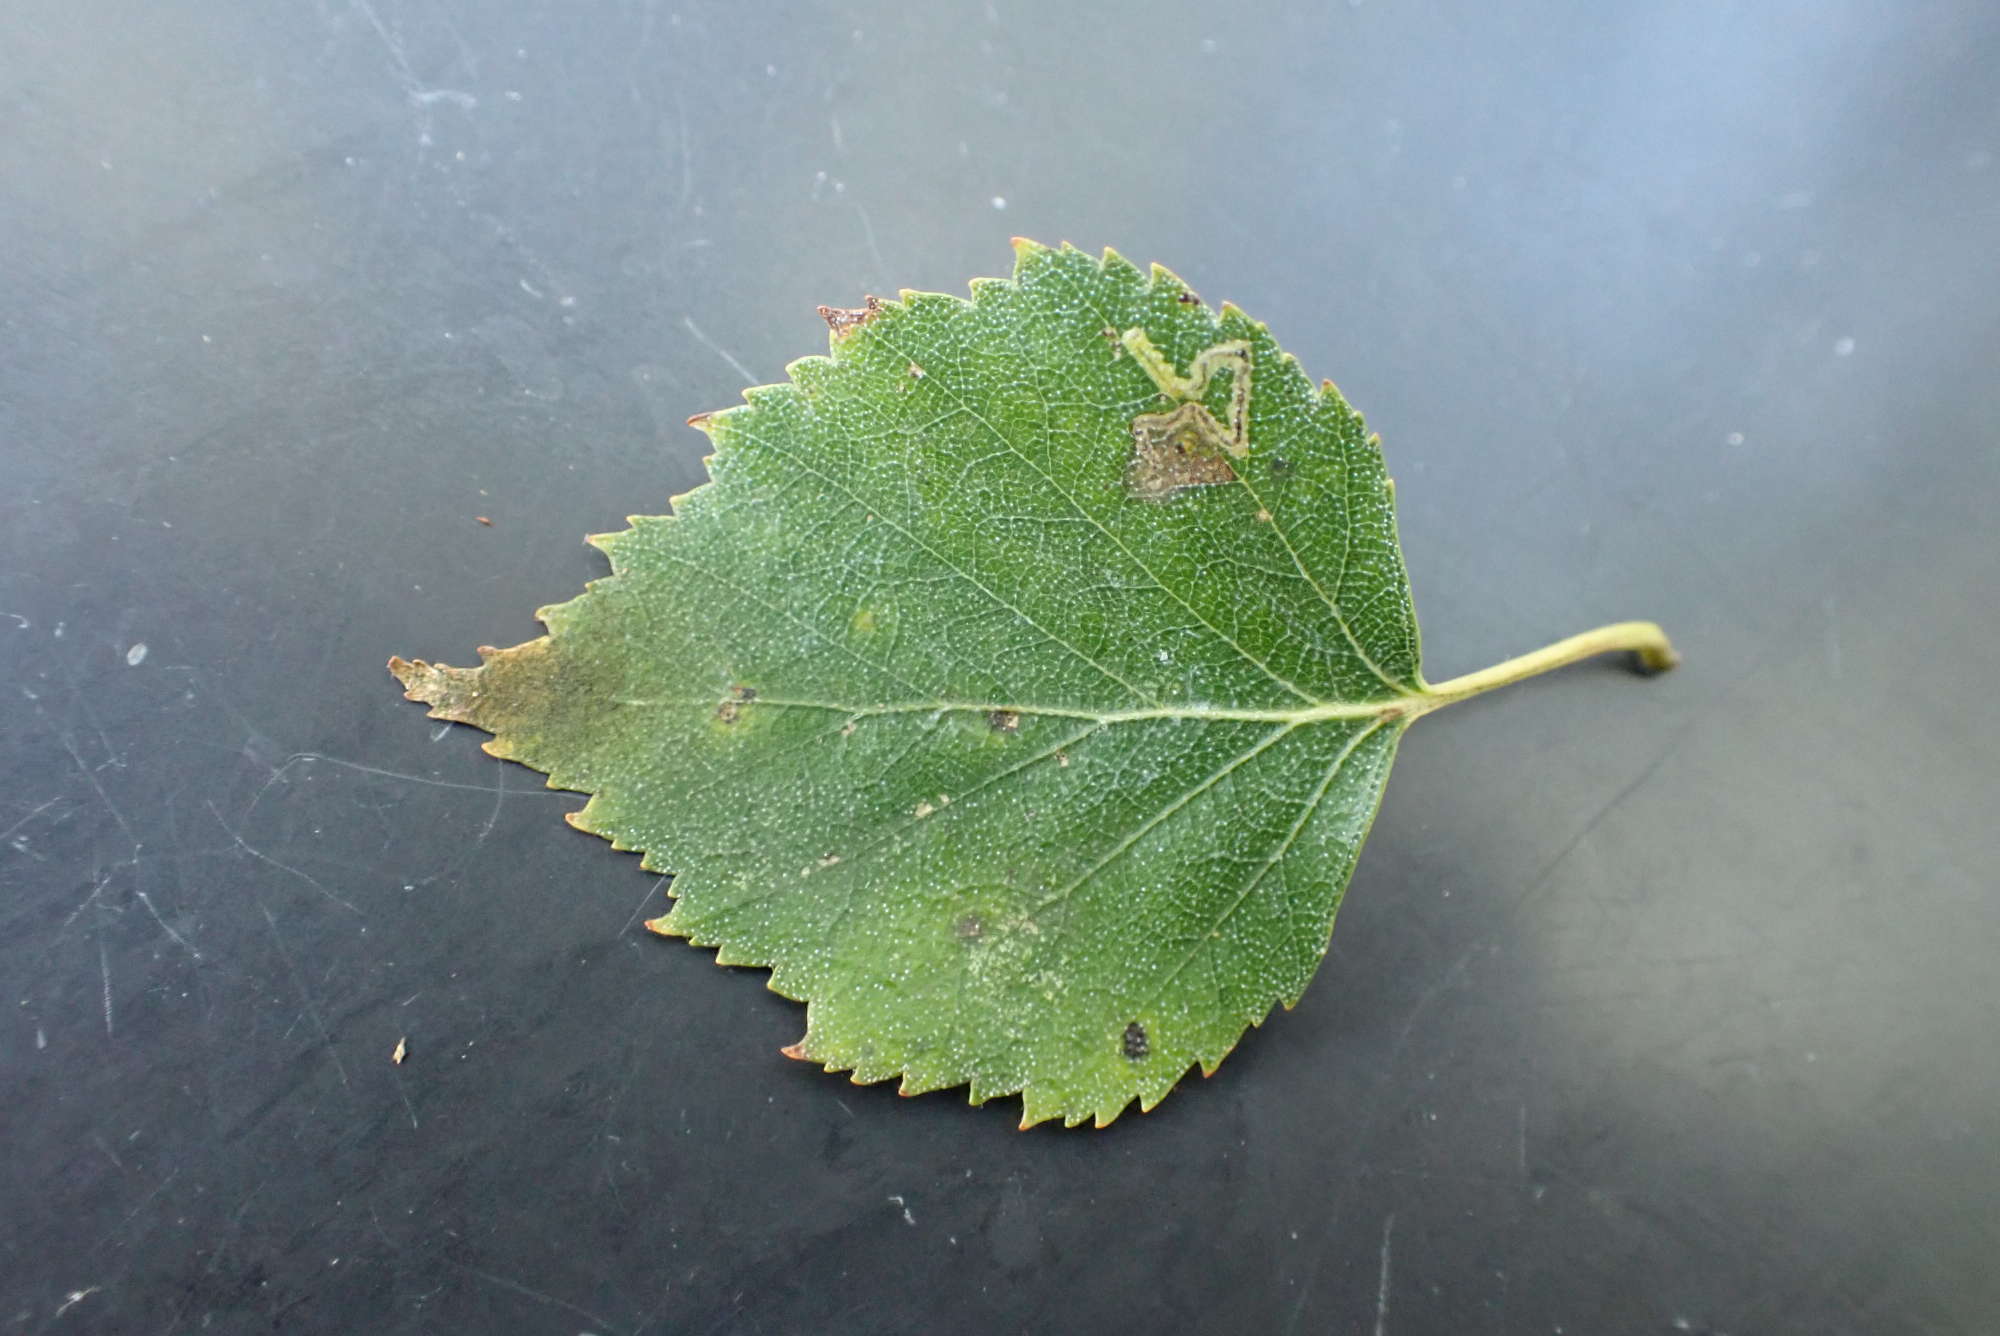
[389,240,1678,1130]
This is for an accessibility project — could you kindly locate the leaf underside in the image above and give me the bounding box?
[391,240,1425,1128]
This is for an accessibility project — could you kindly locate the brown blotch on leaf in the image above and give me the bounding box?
[715,684,757,724]
[1123,1021,1150,1060]
[987,708,1020,733]
[955,913,984,940]
[1125,403,1237,500]
[818,295,884,338]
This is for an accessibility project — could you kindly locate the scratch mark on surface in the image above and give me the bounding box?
[135,890,200,960]
[473,764,505,845]
[1374,1212,1395,1336]
[683,316,756,383]
[0,795,65,842]
[207,801,363,916]
[1517,1101,1529,1178]
[852,201,888,281]
[54,1286,101,1318]
[98,938,114,1036]
[450,1264,615,1329]
[244,752,572,820]
[409,87,478,109]
[1511,727,1689,917]
[54,725,137,845]
[90,1134,125,1170]
[391,1069,420,1130]
[63,872,117,928]
[115,1169,179,1231]
[252,895,352,1090]
[621,875,669,935]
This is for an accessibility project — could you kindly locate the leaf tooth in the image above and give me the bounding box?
[1146,259,1196,297]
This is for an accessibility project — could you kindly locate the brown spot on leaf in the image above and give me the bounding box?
[1255,508,1272,522]
[1056,750,1069,768]
[1125,402,1238,500]
[715,684,757,724]
[987,708,1020,733]
[818,295,884,338]
[1123,1021,1149,1060]
[955,913,984,940]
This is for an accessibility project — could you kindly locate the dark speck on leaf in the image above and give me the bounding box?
[1123,1021,1149,1060]
[987,708,1020,733]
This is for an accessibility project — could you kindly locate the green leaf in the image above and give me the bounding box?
[390,240,1675,1128]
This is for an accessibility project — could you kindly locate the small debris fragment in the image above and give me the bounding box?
[125,643,148,666]
[914,800,935,819]
[475,516,493,526]
[907,362,925,379]
[392,1036,408,1065]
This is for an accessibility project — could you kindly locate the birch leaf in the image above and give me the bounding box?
[390,240,1675,1128]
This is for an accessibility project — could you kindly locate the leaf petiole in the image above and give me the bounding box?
[1412,621,1679,716]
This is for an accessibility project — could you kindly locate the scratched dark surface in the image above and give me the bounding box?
[4,2,1998,1333]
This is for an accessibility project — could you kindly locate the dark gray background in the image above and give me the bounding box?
[4,2,1996,1332]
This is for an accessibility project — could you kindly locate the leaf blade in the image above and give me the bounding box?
[392,241,1425,1126]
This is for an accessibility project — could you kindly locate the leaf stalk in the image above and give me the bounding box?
[1412,621,1678,716]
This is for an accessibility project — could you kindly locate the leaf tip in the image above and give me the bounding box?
[642,914,680,938]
